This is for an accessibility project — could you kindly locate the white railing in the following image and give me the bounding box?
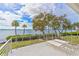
[48,39,79,56]
[0,39,12,56]
[61,44,79,56]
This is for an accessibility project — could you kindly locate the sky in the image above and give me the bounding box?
[0,3,79,29]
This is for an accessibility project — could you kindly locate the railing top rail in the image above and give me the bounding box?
[0,39,12,50]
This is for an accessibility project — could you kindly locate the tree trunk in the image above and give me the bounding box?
[43,31,45,40]
[77,30,78,38]
[15,27,17,35]
[58,29,61,39]
[70,29,72,42]
[52,28,53,40]
[15,27,17,42]
[47,24,50,40]
[54,28,57,39]
[22,28,25,41]
[48,25,50,34]
[45,32,48,40]
[23,27,25,35]
[65,30,66,36]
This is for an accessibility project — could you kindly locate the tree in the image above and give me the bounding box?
[63,18,71,35]
[50,16,60,38]
[44,13,54,31]
[22,24,27,35]
[57,14,71,37]
[73,22,79,37]
[12,20,19,41]
[73,22,79,30]
[50,14,71,39]
[43,13,55,40]
[33,14,46,40]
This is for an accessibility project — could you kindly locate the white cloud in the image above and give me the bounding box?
[0,3,55,29]
[0,10,32,29]
[0,11,21,27]
[17,3,43,17]
[18,3,55,18]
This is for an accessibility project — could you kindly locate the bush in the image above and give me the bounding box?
[61,31,79,36]
[6,34,33,41]
[6,34,44,42]
[6,34,53,42]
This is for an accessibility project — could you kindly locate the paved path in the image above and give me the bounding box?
[9,42,67,56]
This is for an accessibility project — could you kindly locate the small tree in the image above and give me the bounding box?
[73,22,79,37]
[22,24,27,35]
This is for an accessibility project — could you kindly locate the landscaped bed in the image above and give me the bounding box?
[10,36,79,49]
[1,33,79,49]
[61,36,79,45]
[0,34,49,49]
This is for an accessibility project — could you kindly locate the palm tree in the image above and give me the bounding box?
[22,24,27,35]
[12,20,19,41]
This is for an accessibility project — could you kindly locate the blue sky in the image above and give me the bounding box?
[54,3,79,23]
[0,3,79,29]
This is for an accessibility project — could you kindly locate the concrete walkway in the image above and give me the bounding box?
[9,42,67,56]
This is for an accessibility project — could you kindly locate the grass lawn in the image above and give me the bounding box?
[0,44,2,47]
[0,39,45,49]
[62,36,79,45]
[0,39,45,55]
[12,39,45,49]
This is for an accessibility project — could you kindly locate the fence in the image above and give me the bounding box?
[0,39,12,56]
[60,43,79,56]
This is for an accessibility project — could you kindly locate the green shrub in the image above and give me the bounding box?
[62,36,79,45]
[61,31,79,36]
[6,34,33,41]
[6,34,53,42]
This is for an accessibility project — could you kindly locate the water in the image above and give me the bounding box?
[0,29,50,43]
[0,29,38,43]
[0,29,75,43]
